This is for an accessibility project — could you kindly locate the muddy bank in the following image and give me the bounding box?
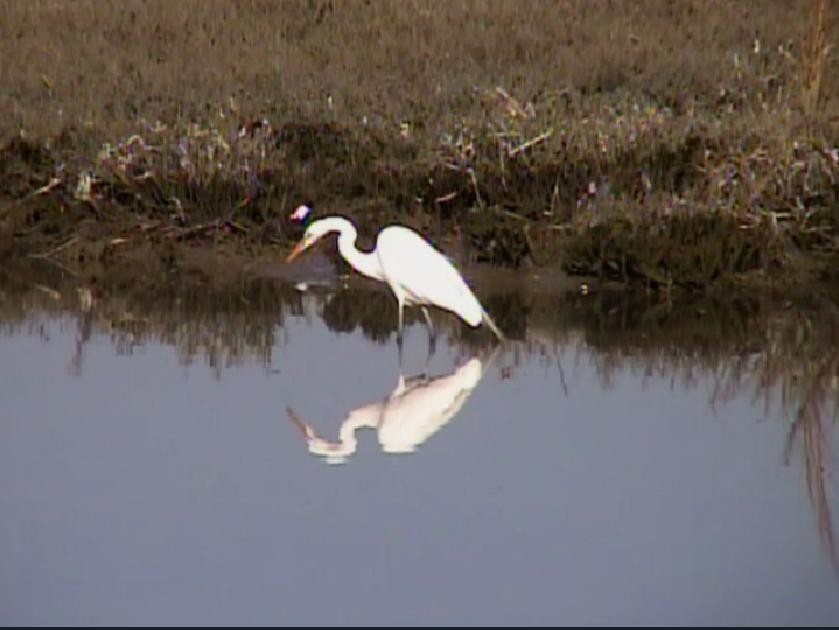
[2,113,837,293]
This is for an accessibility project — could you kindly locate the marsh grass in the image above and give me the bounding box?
[801,0,831,120]
[0,1,837,285]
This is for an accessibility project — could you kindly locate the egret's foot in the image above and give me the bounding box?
[405,373,430,387]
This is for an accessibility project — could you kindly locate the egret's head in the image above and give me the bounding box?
[286,205,317,262]
[285,216,338,262]
[286,211,354,263]
[287,406,352,464]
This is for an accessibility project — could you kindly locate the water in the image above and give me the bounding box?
[1,272,838,625]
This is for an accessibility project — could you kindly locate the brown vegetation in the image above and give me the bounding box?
[0,0,837,287]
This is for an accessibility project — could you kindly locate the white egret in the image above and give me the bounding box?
[285,205,504,347]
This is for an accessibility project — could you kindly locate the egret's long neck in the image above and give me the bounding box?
[306,409,380,461]
[336,222,384,281]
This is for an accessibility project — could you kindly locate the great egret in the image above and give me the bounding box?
[285,205,504,348]
[287,356,487,464]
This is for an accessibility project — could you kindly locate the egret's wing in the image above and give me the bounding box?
[376,226,483,326]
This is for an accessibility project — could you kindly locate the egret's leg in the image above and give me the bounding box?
[420,306,434,335]
[421,306,436,360]
[397,335,404,368]
[404,372,429,387]
[396,298,405,352]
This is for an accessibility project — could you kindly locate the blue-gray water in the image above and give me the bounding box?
[1,282,838,626]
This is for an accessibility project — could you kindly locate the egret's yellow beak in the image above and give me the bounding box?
[286,238,308,263]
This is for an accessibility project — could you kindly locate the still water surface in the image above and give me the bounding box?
[1,275,838,625]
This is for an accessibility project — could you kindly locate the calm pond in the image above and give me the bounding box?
[1,265,838,625]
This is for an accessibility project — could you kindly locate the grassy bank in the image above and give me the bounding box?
[1,0,837,289]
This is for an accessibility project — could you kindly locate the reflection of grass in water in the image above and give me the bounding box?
[786,372,838,574]
[560,291,839,569]
[1,270,837,564]
[777,308,839,574]
[320,289,397,344]
[0,269,304,379]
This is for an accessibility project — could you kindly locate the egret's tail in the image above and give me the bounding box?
[482,309,505,342]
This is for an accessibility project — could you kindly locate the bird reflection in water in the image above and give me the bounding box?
[287,353,491,464]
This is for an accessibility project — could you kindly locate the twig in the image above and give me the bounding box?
[0,177,62,217]
[468,168,484,209]
[509,129,554,157]
[226,219,248,233]
[494,86,530,118]
[168,221,219,240]
[548,223,573,232]
[491,207,529,222]
[32,284,61,300]
[28,236,79,259]
[32,177,62,196]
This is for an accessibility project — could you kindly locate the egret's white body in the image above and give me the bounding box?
[377,224,483,327]
[287,357,486,464]
[286,212,503,342]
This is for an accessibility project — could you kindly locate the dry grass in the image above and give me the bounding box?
[2,1,835,138]
[0,0,837,283]
[801,0,832,119]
